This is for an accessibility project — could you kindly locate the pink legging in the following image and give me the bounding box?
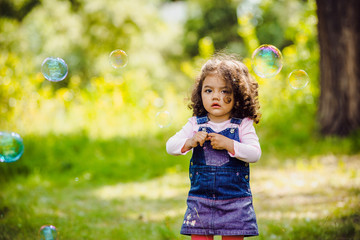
[191,235,244,240]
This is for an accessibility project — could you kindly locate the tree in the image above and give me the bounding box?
[316,0,360,136]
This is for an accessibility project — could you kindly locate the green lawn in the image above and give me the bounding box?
[0,133,359,239]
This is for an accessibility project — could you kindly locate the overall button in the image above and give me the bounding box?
[245,175,249,180]
[190,162,193,166]
[190,174,193,178]
[245,163,249,167]
[230,128,235,133]
[202,128,207,132]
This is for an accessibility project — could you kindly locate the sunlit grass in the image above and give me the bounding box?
[1,147,359,239]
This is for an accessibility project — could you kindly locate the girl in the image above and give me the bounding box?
[166,53,261,240]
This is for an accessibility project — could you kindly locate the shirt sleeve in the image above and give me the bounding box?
[166,117,196,156]
[229,118,261,163]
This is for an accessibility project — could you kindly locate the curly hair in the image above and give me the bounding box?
[189,53,261,123]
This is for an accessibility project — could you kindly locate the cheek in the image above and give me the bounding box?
[202,94,210,104]
[223,96,232,104]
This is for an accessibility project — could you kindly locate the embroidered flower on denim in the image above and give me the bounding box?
[184,213,196,226]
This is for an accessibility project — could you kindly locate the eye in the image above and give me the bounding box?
[204,89,212,93]
[221,89,231,94]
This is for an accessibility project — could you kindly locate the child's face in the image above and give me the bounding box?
[201,73,234,123]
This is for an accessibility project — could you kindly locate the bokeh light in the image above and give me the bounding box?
[288,69,310,89]
[155,111,172,128]
[41,57,68,82]
[0,131,24,163]
[109,49,128,68]
[39,225,58,240]
[251,44,283,78]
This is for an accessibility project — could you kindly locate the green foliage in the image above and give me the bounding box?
[182,0,240,57]
[0,0,192,138]
[0,0,40,21]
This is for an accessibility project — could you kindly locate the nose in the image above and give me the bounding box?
[212,91,220,100]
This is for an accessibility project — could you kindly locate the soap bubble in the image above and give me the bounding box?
[0,131,24,163]
[155,111,171,128]
[41,57,68,82]
[251,44,283,78]
[153,98,164,108]
[288,69,310,89]
[39,225,58,240]
[109,49,128,68]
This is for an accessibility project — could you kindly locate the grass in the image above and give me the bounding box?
[0,131,360,239]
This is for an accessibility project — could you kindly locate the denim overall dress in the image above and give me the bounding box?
[180,116,259,237]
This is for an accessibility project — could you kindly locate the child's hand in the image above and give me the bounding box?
[207,133,235,154]
[190,131,208,147]
[181,131,208,153]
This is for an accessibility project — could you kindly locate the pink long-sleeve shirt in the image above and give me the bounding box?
[166,117,261,163]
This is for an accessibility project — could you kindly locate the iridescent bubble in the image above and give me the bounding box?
[288,69,310,89]
[153,98,164,108]
[155,111,172,128]
[251,44,283,78]
[109,49,128,68]
[0,131,24,163]
[39,225,58,240]
[41,57,68,82]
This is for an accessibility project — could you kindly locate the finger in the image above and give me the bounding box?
[200,133,208,141]
[200,132,208,138]
[211,144,219,150]
[209,135,217,142]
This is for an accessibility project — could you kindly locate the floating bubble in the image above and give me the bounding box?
[155,111,171,128]
[39,225,58,240]
[153,98,164,108]
[109,49,128,68]
[251,44,283,78]
[41,57,68,82]
[0,131,24,163]
[288,69,310,89]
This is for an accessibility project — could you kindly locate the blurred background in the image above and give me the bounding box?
[0,0,359,239]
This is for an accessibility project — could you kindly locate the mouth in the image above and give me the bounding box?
[211,103,221,108]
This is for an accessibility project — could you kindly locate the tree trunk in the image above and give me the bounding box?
[316,0,360,136]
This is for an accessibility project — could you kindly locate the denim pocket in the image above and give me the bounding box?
[203,141,229,166]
